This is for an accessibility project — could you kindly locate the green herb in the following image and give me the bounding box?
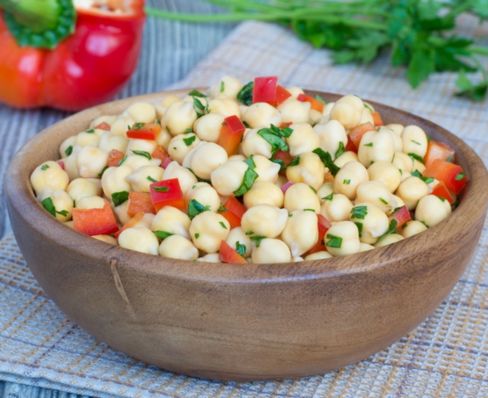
[192,96,209,117]
[288,156,300,167]
[64,146,73,156]
[235,241,247,256]
[271,158,285,171]
[354,222,363,236]
[323,193,334,201]
[364,103,374,112]
[128,122,145,130]
[183,134,197,146]
[57,210,69,217]
[40,164,50,171]
[219,221,228,229]
[249,235,266,247]
[132,150,152,160]
[153,186,169,192]
[233,164,258,197]
[188,199,210,219]
[313,148,339,176]
[408,153,424,163]
[411,170,433,184]
[41,197,56,217]
[98,166,108,177]
[111,191,129,206]
[364,142,373,147]
[218,204,227,212]
[343,179,351,185]
[184,127,193,134]
[326,234,342,248]
[411,139,422,145]
[455,172,465,181]
[85,128,95,134]
[194,232,201,239]
[379,197,388,205]
[257,124,292,155]
[188,89,207,98]
[236,81,253,105]
[379,219,398,241]
[304,208,315,212]
[351,205,368,220]
[335,142,346,159]
[220,80,225,93]
[147,1,488,101]
[118,156,127,165]
[147,176,157,182]
[154,230,173,240]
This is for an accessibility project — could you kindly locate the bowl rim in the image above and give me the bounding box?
[5,89,488,284]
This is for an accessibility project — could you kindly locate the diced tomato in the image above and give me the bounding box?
[275,85,291,106]
[349,123,375,150]
[424,159,467,195]
[424,140,455,168]
[252,76,278,104]
[219,241,247,264]
[57,159,65,170]
[219,196,246,229]
[432,180,456,204]
[127,123,161,141]
[151,145,170,165]
[279,122,292,129]
[371,111,383,126]
[114,212,144,238]
[391,205,411,229]
[73,202,119,236]
[306,214,331,255]
[107,149,125,167]
[95,122,111,131]
[150,179,185,211]
[127,192,155,217]
[217,115,246,155]
[273,150,293,169]
[345,139,356,153]
[297,93,324,112]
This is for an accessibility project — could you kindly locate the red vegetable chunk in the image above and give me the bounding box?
[392,205,411,229]
[371,111,383,126]
[275,85,291,106]
[219,241,247,264]
[252,76,278,104]
[128,192,155,217]
[219,196,246,228]
[424,159,467,195]
[297,93,324,112]
[432,181,456,204]
[150,178,185,211]
[72,202,118,236]
[217,115,246,155]
[349,123,375,151]
[107,149,125,167]
[424,140,455,168]
[95,122,111,131]
[306,214,331,255]
[127,123,161,140]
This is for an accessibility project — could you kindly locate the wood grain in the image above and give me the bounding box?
[5,90,488,380]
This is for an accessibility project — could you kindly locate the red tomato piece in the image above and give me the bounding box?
[107,149,125,167]
[151,145,170,164]
[432,181,456,204]
[95,122,111,131]
[306,214,331,255]
[128,192,155,217]
[114,212,144,238]
[252,76,278,104]
[273,150,293,169]
[217,115,246,155]
[275,85,291,106]
[219,241,247,264]
[150,178,185,211]
[349,123,375,150]
[219,196,246,229]
[73,202,118,236]
[279,121,292,129]
[127,123,161,140]
[424,159,467,195]
[371,111,383,126]
[392,205,412,229]
[297,93,325,112]
[424,140,455,168]
[57,159,65,170]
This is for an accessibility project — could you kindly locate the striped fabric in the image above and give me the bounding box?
[1,11,488,398]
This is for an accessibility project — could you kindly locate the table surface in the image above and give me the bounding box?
[0,0,234,396]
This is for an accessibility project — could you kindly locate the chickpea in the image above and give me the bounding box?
[208,98,240,118]
[114,201,130,225]
[156,128,171,149]
[317,182,334,202]
[367,161,401,192]
[185,142,228,180]
[110,115,135,136]
[126,166,164,193]
[278,98,311,124]
[168,132,200,164]
[210,75,242,99]
[93,234,118,245]
[378,126,402,152]
[126,102,156,123]
[67,178,101,203]
[76,195,106,210]
[334,151,359,168]
[386,123,404,136]
[391,194,406,209]
[334,160,369,199]
[358,130,395,167]
[321,102,335,121]
[402,125,428,158]
[76,146,108,178]
[118,226,159,255]
[287,123,320,156]
[210,159,249,196]
[376,234,404,247]
[392,152,413,180]
[412,158,426,174]
[101,165,131,200]
[282,210,318,256]
[329,95,363,128]
[241,205,289,239]
[284,183,321,212]
[198,253,221,263]
[59,136,76,158]
[30,161,69,197]
[122,154,160,171]
[187,182,221,212]
[156,94,181,117]
[244,181,284,208]
[286,87,304,98]
[359,243,375,252]
[358,108,374,125]
[415,195,451,227]
[243,103,281,128]
[314,120,347,158]
[304,251,332,260]
[194,113,224,142]
[241,128,273,158]
[126,138,157,155]
[98,132,128,153]
[163,161,198,194]
[251,238,291,264]
[253,155,280,183]
[225,227,252,258]
[286,152,325,190]
[356,181,395,213]
[324,221,361,256]
[189,212,230,253]
[39,190,73,221]
[320,193,353,221]
[396,176,429,209]
[163,101,197,136]
[151,206,191,238]
[159,234,199,260]
[350,203,389,244]
[76,129,102,147]
[309,109,323,125]
[402,220,428,238]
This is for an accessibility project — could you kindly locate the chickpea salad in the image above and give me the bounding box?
[30,76,468,264]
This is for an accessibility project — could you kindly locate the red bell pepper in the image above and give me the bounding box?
[107,149,125,167]
[432,180,456,204]
[424,159,467,195]
[0,0,145,110]
[424,140,455,168]
[348,122,375,151]
[219,196,246,229]
[127,122,161,141]
[72,201,118,236]
[149,178,185,211]
[371,111,384,126]
[114,211,144,238]
[306,214,331,255]
[151,145,171,166]
[95,122,111,131]
[297,93,324,112]
[219,241,247,264]
[252,76,278,104]
[391,205,411,229]
[217,115,246,155]
[275,85,291,106]
[127,192,155,217]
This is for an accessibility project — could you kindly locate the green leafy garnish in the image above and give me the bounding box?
[194,232,201,239]
[188,89,207,98]
[236,81,253,105]
[235,241,247,256]
[335,142,346,159]
[354,222,363,236]
[379,197,388,205]
[183,134,197,146]
[153,186,169,192]
[132,150,152,160]
[351,205,368,220]
[147,176,157,182]
[288,156,300,167]
[411,170,434,184]
[455,172,465,181]
[326,234,342,248]
[128,122,145,130]
[112,191,129,206]
[85,128,95,134]
[343,179,351,185]
[304,208,315,212]
[65,146,73,156]
[323,193,334,201]
[191,95,209,118]
[257,124,293,155]
[188,199,210,219]
[364,142,373,147]
[249,235,266,247]
[379,219,398,241]
[40,164,49,171]
[219,221,228,229]
[57,210,69,217]
[233,159,259,197]
[154,231,173,240]
[313,148,340,176]
[41,197,56,217]
[408,153,424,163]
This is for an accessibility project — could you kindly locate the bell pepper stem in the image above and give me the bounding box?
[0,0,60,32]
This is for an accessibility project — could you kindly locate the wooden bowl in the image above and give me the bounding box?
[5,90,488,381]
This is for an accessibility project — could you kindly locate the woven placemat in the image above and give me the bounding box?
[1,20,487,398]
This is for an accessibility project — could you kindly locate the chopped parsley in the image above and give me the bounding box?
[335,141,346,159]
[64,146,73,156]
[312,148,340,176]
[354,222,363,236]
[326,234,343,248]
[236,81,253,105]
[218,204,227,212]
[98,165,108,177]
[132,150,151,160]
[147,176,157,182]
[111,191,129,206]
[257,124,292,155]
[411,139,422,145]
[323,193,334,201]
[379,197,388,205]
[364,142,373,147]
[85,128,95,134]
[188,89,207,98]
[351,205,368,220]
[411,170,434,184]
[249,235,266,247]
[233,157,259,196]
[343,179,351,185]
[455,172,465,181]
[153,186,169,192]
[188,199,210,219]
[219,221,228,229]
[154,231,173,240]
[57,210,69,217]
[40,164,49,171]
[191,94,209,118]
[184,127,193,134]
[183,134,197,146]
[41,197,56,217]
[408,152,424,163]
[235,241,247,256]
[128,122,145,130]
[288,156,300,167]
[304,208,315,212]
[194,232,200,239]
[378,219,398,241]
